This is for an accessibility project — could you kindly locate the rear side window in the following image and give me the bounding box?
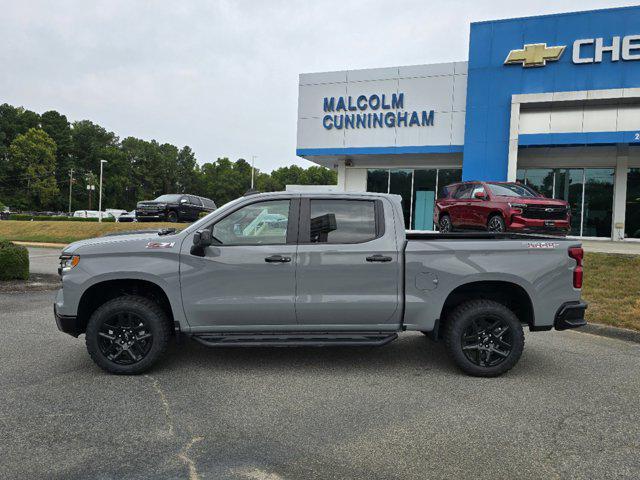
[202,198,216,209]
[441,185,456,198]
[453,184,473,199]
[309,200,377,244]
[187,195,202,206]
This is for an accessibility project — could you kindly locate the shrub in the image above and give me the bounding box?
[0,239,29,280]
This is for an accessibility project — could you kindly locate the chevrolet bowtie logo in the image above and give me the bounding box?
[504,43,566,67]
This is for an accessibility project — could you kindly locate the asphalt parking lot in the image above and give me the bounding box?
[1,291,639,480]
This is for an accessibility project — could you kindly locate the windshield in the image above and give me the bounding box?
[153,194,182,203]
[487,183,539,198]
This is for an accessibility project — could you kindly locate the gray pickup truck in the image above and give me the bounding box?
[54,191,587,377]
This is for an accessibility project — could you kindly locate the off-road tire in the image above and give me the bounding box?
[86,296,170,375]
[444,299,524,377]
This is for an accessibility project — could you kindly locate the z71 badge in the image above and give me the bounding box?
[145,241,175,249]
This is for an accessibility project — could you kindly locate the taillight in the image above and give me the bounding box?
[568,247,583,289]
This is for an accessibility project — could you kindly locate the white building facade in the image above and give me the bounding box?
[296,6,640,241]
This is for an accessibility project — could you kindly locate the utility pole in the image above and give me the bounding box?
[251,155,256,190]
[98,159,107,222]
[68,168,74,214]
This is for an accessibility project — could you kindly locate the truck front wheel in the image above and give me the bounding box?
[444,299,524,377]
[85,296,171,375]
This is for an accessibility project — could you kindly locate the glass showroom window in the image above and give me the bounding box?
[518,167,615,238]
[366,169,389,193]
[626,168,640,239]
[390,169,413,228]
[582,169,614,238]
[366,168,462,230]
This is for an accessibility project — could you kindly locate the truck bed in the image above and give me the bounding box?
[405,231,565,241]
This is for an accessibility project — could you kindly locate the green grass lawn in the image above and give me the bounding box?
[582,252,640,331]
[0,220,185,244]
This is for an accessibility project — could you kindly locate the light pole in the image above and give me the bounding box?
[98,159,107,222]
[68,168,74,214]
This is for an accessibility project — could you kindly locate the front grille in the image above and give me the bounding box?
[522,206,568,220]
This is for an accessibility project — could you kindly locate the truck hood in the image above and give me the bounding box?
[63,231,178,254]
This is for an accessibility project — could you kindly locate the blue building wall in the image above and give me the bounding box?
[462,5,640,181]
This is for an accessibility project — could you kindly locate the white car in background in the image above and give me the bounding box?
[105,209,128,220]
[72,210,114,220]
[116,210,137,222]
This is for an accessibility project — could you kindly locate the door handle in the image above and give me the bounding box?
[265,255,291,263]
[366,254,392,263]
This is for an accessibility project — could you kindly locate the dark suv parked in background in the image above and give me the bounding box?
[136,194,216,223]
[435,181,571,235]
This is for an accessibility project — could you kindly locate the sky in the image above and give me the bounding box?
[1,0,638,172]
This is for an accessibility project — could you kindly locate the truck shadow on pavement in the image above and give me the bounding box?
[154,333,462,376]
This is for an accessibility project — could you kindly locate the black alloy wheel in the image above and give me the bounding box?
[444,299,524,377]
[167,211,178,223]
[86,296,170,374]
[461,316,513,368]
[439,215,452,233]
[97,312,153,365]
[487,215,506,232]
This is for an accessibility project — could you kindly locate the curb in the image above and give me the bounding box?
[576,323,640,344]
[0,274,60,293]
[14,241,67,248]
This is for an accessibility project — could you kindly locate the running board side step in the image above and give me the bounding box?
[191,332,398,348]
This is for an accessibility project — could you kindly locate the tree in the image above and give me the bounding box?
[176,146,200,194]
[41,111,73,209]
[8,128,59,209]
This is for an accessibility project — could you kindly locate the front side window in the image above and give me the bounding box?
[212,200,290,245]
[309,199,377,244]
[471,185,486,198]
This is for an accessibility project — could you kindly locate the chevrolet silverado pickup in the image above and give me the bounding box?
[54,191,587,377]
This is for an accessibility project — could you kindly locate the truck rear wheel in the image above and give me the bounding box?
[444,299,524,377]
[85,296,170,375]
[167,211,178,223]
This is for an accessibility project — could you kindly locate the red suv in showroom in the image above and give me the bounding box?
[435,181,571,235]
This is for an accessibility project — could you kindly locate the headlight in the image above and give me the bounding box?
[508,203,527,208]
[59,255,80,274]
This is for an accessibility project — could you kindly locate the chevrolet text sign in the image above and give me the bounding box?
[573,35,640,63]
[506,35,640,67]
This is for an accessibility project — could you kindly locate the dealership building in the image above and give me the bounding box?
[296,6,640,241]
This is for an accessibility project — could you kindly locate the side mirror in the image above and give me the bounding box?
[193,229,212,248]
[191,229,213,256]
[474,191,487,200]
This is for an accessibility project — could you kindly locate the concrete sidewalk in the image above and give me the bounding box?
[581,240,640,255]
[27,247,63,275]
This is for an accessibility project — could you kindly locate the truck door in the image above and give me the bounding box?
[294,197,401,327]
[179,198,298,327]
